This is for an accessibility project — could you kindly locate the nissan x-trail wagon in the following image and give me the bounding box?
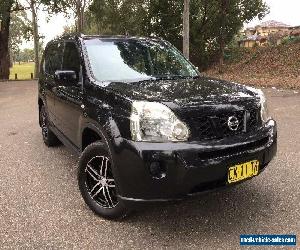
[38,34,277,219]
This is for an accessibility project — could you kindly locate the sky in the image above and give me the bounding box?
[38,13,74,44]
[22,0,300,49]
[21,12,74,49]
[246,0,300,27]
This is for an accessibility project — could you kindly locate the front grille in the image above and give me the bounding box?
[179,108,261,141]
[248,108,260,131]
[217,110,245,137]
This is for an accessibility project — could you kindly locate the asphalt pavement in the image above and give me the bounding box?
[0,81,299,249]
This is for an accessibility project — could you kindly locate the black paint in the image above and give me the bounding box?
[38,34,277,205]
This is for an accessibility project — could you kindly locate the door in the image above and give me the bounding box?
[43,42,63,126]
[54,41,83,147]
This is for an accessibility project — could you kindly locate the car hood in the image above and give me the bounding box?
[105,76,259,107]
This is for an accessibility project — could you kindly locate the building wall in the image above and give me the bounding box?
[240,40,256,48]
[256,27,290,37]
[242,24,300,48]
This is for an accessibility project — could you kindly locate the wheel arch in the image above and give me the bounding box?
[80,114,123,153]
[81,125,103,152]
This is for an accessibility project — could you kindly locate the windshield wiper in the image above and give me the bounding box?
[131,77,158,83]
[131,75,200,84]
[153,75,197,80]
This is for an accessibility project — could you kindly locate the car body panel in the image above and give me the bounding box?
[38,34,278,205]
[104,77,258,105]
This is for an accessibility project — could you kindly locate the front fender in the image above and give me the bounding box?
[80,116,131,196]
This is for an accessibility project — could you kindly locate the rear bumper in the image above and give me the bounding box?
[111,120,277,205]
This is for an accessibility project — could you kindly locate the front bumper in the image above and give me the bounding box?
[111,120,277,205]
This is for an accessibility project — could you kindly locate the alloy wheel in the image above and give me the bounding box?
[85,156,118,209]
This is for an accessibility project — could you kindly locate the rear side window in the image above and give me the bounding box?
[45,42,63,75]
[62,42,81,78]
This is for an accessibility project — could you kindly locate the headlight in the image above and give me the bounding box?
[258,90,271,124]
[130,101,190,142]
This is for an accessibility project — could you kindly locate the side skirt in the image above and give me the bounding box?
[50,125,81,157]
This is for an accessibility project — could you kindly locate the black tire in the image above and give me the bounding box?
[78,141,129,220]
[40,105,60,147]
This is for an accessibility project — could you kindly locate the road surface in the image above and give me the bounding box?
[0,81,299,249]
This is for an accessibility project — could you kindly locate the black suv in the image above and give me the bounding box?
[38,34,277,219]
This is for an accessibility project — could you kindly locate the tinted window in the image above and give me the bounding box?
[62,42,80,78]
[85,39,198,82]
[45,42,63,75]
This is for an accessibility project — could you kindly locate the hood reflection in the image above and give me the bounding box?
[104,76,258,106]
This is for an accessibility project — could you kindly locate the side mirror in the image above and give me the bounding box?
[54,70,77,85]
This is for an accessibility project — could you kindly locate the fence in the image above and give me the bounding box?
[9,62,35,80]
[13,73,34,80]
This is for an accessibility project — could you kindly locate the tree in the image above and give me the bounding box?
[0,0,14,80]
[10,10,32,63]
[218,0,229,73]
[86,0,268,70]
[22,0,90,77]
[62,24,76,35]
[69,0,92,32]
[15,48,34,62]
[26,0,40,78]
[40,0,92,32]
[87,0,148,35]
[183,0,190,59]
[0,0,71,80]
[216,0,269,72]
[10,10,32,64]
[0,0,32,79]
[16,0,69,78]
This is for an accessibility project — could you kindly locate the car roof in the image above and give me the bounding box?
[54,33,163,42]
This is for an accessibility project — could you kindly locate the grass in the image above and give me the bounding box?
[9,62,35,80]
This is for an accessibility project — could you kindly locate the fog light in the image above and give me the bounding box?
[149,162,166,179]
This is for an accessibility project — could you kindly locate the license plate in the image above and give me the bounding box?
[228,160,260,184]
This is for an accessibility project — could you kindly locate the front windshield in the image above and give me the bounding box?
[84,38,199,82]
